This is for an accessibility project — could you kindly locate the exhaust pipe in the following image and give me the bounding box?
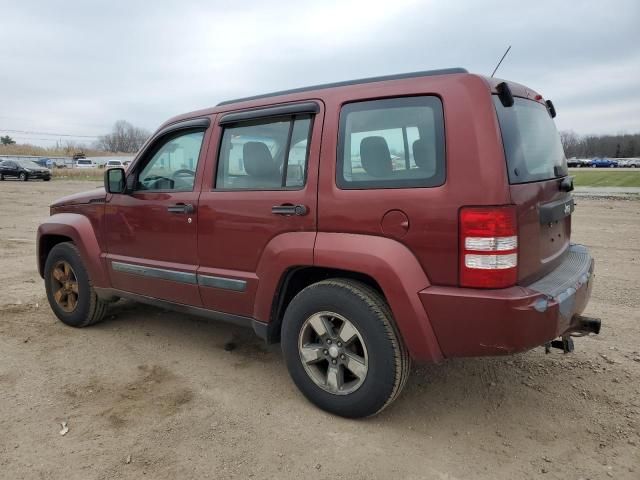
[575,315,601,335]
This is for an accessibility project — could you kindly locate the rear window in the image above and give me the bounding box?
[77,160,92,165]
[493,96,567,184]
[337,96,445,189]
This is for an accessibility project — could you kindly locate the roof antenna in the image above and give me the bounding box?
[491,45,512,78]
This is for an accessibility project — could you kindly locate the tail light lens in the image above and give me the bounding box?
[460,206,517,288]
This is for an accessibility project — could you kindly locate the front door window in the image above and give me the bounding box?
[137,130,205,191]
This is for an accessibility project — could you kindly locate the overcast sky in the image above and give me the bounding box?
[1,0,639,146]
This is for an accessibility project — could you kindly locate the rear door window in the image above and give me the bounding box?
[493,96,567,184]
[215,115,312,190]
[337,96,445,189]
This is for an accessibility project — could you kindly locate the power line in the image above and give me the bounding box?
[0,129,100,138]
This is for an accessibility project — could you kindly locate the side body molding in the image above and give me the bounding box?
[314,233,443,363]
[37,213,110,288]
[252,231,317,322]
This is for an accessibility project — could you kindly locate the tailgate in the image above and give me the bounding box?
[492,93,571,284]
[511,182,573,284]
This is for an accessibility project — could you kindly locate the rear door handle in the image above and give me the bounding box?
[167,203,195,214]
[271,204,308,216]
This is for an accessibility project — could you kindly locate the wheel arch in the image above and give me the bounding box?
[261,232,444,362]
[264,265,386,344]
[37,213,110,287]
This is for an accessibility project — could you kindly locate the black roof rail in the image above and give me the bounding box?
[217,67,468,106]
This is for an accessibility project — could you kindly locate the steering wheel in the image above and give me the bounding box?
[172,169,196,179]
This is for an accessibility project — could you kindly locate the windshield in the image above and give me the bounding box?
[493,96,567,184]
[17,160,43,169]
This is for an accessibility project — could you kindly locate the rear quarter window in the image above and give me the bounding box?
[337,96,445,189]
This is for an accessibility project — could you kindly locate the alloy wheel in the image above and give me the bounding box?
[298,311,368,395]
[50,260,79,312]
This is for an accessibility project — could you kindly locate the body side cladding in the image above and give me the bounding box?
[252,231,317,323]
[313,232,444,363]
[94,287,267,339]
[37,213,110,287]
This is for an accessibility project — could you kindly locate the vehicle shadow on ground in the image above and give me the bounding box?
[95,299,599,429]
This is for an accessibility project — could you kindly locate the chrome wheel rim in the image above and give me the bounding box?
[298,311,368,395]
[50,260,79,313]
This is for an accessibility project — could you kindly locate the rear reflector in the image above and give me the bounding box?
[460,206,518,288]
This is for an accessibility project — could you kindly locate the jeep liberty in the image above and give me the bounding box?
[37,68,599,417]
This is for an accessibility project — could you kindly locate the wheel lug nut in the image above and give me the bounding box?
[340,354,345,360]
[323,349,328,355]
[331,359,337,365]
[337,342,342,347]
[326,339,332,344]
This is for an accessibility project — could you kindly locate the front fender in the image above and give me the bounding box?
[314,233,443,363]
[37,213,110,288]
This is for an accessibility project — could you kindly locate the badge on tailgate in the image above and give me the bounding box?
[539,197,575,224]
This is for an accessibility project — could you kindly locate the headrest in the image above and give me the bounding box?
[243,142,277,178]
[412,139,429,169]
[360,136,392,178]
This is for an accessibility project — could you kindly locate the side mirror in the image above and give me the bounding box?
[105,168,126,194]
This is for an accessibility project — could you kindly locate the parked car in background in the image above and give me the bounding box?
[123,160,132,169]
[567,158,590,168]
[590,157,618,168]
[105,160,126,169]
[32,157,50,168]
[0,159,51,181]
[618,158,640,168]
[75,159,96,169]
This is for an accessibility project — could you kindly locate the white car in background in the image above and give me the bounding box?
[618,158,640,168]
[75,159,96,168]
[105,159,126,169]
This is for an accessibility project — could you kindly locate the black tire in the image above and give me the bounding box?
[0,173,4,180]
[44,242,108,327]
[281,279,410,418]
[43,177,51,181]
[19,172,28,181]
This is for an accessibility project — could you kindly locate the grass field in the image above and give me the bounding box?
[571,170,640,187]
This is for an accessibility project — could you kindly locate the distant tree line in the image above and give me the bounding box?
[560,131,640,159]
[97,120,150,153]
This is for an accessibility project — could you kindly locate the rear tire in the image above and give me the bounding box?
[281,279,410,418]
[0,173,4,180]
[44,242,108,327]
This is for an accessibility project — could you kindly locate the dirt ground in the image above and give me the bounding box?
[0,179,638,480]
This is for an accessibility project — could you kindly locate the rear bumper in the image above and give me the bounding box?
[420,244,595,358]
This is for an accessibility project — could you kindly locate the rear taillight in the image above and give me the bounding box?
[459,206,518,288]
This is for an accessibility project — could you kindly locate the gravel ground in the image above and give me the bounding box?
[0,180,639,480]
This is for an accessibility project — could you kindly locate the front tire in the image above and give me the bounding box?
[44,242,108,327]
[19,172,28,181]
[281,279,410,418]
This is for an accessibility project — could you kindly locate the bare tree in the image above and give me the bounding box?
[98,120,150,153]
[559,131,640,158]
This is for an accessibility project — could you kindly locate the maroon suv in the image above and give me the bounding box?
[37,68,599,417]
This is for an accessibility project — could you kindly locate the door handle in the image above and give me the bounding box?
[167,203,195,214]
[271,204,308,216]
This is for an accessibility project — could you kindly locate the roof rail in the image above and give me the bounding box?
[217,67,468,106]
